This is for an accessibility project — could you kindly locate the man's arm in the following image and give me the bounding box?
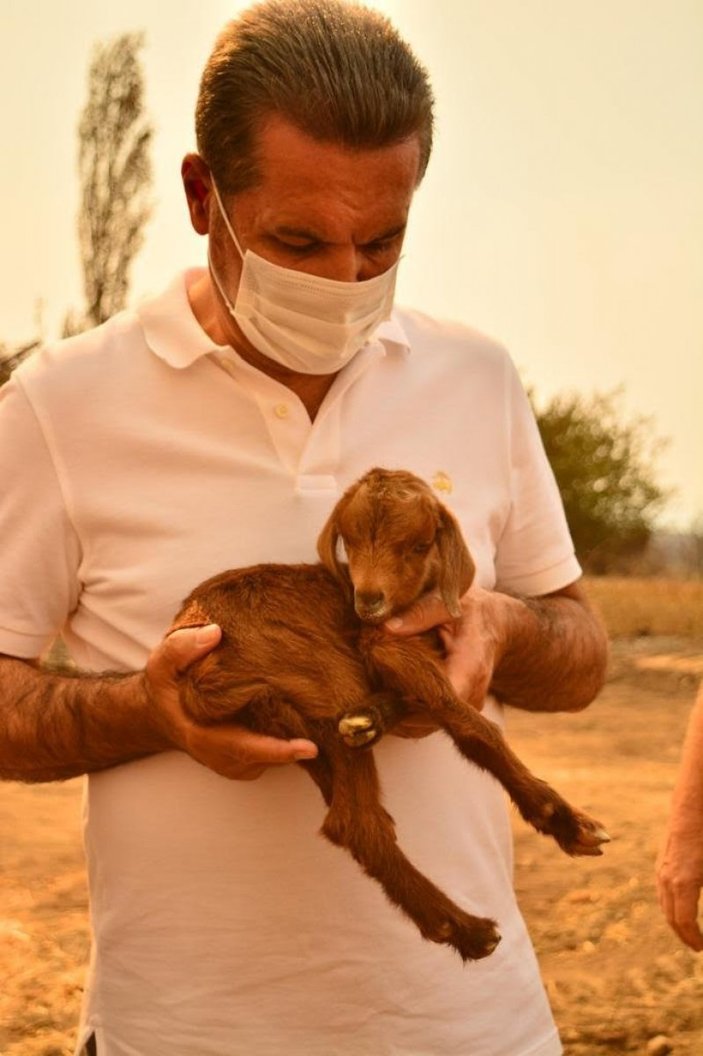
[386,579,608,714]
[487,581,608,712]
[656,682,703,951]
[0,625,317,784]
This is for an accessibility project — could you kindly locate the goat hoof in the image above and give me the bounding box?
[536,799,611,857]
[338,713,378,747]
[433,915,501,962]
[569,815,612,857]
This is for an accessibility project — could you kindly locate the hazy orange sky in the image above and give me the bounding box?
[2,0,701,527]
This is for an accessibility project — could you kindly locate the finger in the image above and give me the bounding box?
[442,652,487,710]
[183,725,318,782]
[658,878,676,929]
[444,651,469,691]
[203,724,319,766]
[654,872,668,915]
[251,732,319,765]
[676,917,703,952]
[658,874,703,951]
[392,718,441,739]
[160,624,222,675]
[673,887,703,951]
[232,763,268,781]
[385,593,450,635]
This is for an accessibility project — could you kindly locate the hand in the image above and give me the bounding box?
[143,624,318,780]
[656,825,703,951]
[386,586,508,714]
[391,707,443,740]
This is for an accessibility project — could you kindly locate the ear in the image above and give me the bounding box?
[181,153,213,236]
[435,505,476,618]
[316,506,351,595]
[168,598,212,635]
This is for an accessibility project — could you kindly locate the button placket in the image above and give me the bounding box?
[215,341,393,488]
[265,397,309,474]
[215,353,311,474]
[295,343,386,494]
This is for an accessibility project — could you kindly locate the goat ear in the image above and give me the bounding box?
[317,507,348,588]
[436,506,476,618]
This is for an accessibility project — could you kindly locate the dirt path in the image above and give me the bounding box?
[0,783,88,1055]
[1,636,702,1055]
[509,637,703,1055]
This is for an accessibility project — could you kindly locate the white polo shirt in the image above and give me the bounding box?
[0,269,579,1056]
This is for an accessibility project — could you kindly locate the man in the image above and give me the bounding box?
[657,681,703,951]
[0,2,607,1053]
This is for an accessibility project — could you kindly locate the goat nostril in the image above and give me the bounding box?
[355,591,386,611]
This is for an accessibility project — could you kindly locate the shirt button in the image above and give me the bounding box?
[273,403,289,419]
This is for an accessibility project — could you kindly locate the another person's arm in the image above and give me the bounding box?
[656,682,703,951]
[0,626,317,784]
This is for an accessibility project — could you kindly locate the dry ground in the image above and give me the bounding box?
[2,577,703,1054]
[509,635,703,1056]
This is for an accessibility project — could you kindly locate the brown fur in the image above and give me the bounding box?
[172,467,607,961]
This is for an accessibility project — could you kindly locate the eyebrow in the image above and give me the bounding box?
[273,223,407,245]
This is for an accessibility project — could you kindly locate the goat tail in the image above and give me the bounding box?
[169,628,263,726]
[165,600,233,724]
[176,649,234,724]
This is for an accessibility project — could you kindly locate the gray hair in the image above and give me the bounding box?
[195,0,434,193]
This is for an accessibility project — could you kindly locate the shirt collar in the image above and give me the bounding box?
[374,314,411,353]
[137,268,411,369]
[136,269,227,369]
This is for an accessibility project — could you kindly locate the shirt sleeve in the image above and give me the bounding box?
[493,358,582,596]
[0,373,82,658]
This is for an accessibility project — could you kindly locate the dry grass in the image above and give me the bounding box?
[584,576,703,639]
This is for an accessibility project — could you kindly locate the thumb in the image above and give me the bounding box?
[385,593,450,636]
[159,623,222,676]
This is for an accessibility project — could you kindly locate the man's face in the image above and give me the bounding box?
[205,114,420,286]
[182,115,421,370]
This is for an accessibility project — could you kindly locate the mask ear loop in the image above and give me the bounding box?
[207,178,246,317]
[207,248,237,318]
[210,179,246,260]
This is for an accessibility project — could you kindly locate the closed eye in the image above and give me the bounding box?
[363,228,405,255]
[272,237,322,256]
[364,237,398,255]
[411,542,432,555]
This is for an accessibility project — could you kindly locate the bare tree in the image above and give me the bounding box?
[0,341,40,386]
[1,300,43,385]
[73,32,153,330]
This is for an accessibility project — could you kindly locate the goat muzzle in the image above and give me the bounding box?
[354,590,388,622]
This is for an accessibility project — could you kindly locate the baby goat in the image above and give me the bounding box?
[172,467,609,962]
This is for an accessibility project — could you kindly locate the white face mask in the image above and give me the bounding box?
[208,180,399,375]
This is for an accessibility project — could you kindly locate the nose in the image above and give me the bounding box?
[354,590,387,617]
[325,247,376,283]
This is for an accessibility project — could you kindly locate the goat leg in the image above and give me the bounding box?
[366,638,610,857]
[319,745,501,962]
[444,713,609,856]
[337,691,405,748]
[298,753,335,806]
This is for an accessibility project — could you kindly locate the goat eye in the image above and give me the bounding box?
[412,542,432,555]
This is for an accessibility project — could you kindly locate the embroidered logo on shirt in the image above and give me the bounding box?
[431,471,453,494]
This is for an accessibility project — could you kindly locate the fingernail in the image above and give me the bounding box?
[195,624,220,645]
[385,617,403,631]
[293,744,318,760]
